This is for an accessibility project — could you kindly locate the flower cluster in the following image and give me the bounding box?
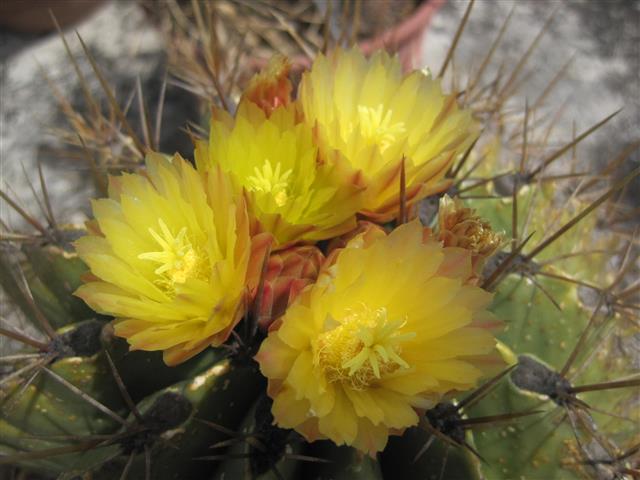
[75,48,500,453]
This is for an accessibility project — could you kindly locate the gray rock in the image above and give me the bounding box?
[421,0,639,203]
[0,0,197,353]
[0,0,197,231]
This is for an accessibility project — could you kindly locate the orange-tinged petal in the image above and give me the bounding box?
[242,55,293,116]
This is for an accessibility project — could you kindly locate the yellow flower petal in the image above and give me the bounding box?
[197,100,362,247]
[317,388,358,445]
[299,47,478,220]
[272,386,311,430]
[75,155,254,364]
[256,220,503,454]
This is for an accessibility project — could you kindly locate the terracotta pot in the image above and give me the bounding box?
[359,0,446,69]
[0,0,106,34]
[251,0,445,72]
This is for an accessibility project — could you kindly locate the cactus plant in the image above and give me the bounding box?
[1,2,638,479]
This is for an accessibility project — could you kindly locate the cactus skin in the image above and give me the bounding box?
[23,239,94,325]
[0,320,123,474]
[300,442,384,480]
[101,325,223,403]
[468,273,586,480]
[381,426,481,480]
[0,418,120,477]
[471,272,633,480]
[89,358,266,480]
[462,189,633,480]
[0,252,71,331]
[1,231,94,332]
[212,397,305,480]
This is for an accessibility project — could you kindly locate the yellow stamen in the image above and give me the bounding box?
[246,160,293,207]
[314,305,414,390]
[138,219,206,288]
[357,104,406,153]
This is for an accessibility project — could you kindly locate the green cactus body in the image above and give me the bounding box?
[463,190,632,479]
[102,326,223,403]
[23,240,93,323]
[299,441,384,480]
[381,426,481,480]
[1,235,93,330]
[90,358,266,480]
[0,253,70,331]
[0,418,119,475]
[468,273,586,479]
[0,322,123,473]
[212,397,304,480]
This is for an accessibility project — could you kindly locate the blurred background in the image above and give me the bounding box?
[1,0,637,231]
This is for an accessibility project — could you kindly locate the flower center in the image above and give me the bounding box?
[357,104,406,153]
[314,305,414,390]
[138,219,207,289]
[246,160,293,207]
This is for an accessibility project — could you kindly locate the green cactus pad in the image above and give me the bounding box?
[381,426,481,480]
[90,358,266,480]
[23,240,93,323]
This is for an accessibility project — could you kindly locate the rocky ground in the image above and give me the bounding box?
[425,0,639,201]
[0,1,197,229]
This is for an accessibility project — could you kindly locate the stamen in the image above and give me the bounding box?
[315,305,413,389]
[357,104,406,152]
[246,160,293,207]
[138,219,207,291]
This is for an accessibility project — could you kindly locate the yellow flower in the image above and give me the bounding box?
[75,153,269,366]
[299,47,477,221]
[195,101,363,247]
[255,221,502,454]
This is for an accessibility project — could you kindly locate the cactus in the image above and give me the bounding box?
[1,2,638,479]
